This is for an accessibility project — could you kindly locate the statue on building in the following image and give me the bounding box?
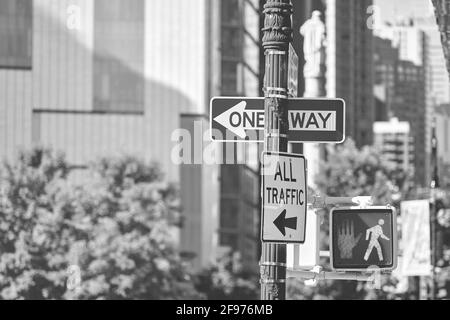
[299,11,326,78]
[299,11,326,188]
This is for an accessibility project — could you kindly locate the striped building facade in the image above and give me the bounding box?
[0,0,214,182]
[0,0,263,272]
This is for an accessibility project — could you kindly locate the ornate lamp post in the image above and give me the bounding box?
[260,0,293,300]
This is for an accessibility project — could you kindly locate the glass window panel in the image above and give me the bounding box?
[0,0,32,69]
[222,28,241,58]
[93,0,145,113]
[219,233,238,249]
[220,200,239,229]
[221,0,240,25]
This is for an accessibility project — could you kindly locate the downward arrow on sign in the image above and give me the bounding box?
[273,210,298,236]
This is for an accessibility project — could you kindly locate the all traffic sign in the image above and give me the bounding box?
[210,97,345,143]
[262,152,307,243]
[330,207,398,271]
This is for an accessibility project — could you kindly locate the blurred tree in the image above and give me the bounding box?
[0,148,202,299]
[317,139,407,205]
[194,252,259,300]
[0,147,70,299]
[287,139,411,300]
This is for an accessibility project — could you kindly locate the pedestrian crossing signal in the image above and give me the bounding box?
[330,207,398,272]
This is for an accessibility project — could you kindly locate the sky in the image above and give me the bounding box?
[374,0,435,24]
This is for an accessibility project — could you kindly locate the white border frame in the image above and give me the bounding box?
[209,97,347,144]
[261,151,308,244]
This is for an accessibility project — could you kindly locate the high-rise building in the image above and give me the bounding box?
[375,0,435,25]
[435,104,450,187]
[325,0,375,147]
[179,114,220,270]
[432,0,450,79]
[0,0,264,272]
[414,15,450,105]
[0,0,210,181]
[394,59,428,185]
[374,36,399,121]
[375,2,450,185]
[374,23,433,186]
[213,0,328,272]
[373,118,414,174]
[211,0,262,273]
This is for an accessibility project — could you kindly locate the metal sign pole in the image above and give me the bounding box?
[260,0,292,301]
[430,119,439,300]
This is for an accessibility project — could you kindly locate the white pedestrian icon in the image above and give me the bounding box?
[364,219,390,261]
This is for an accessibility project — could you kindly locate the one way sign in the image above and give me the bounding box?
[210,97,345,143]
[262,152,307,243]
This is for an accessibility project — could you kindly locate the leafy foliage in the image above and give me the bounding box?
[0,148,202,300]
[316,139,407,204]
[194,252,259,300]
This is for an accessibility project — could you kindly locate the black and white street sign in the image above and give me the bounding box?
[210,97,265,142]
[261,152,307,243]
[330,207,398,271]
[210,97,345,143]
[288,98,345,143]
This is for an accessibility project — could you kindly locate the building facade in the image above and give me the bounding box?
[213,0,262,272]
[374,3,450,186]
[432,0,450,79]
[0,0,265,272]
[415,15,450,106]
[373,118,414,174]
[0,0,213,181]
[374,36,399,121]
[435,104,450,187]
[325,0,375,147]
[374,23,433,186]
[394,59,428,185]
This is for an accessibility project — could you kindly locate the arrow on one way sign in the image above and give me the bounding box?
[213,101,264,138]
[273,209,298,236]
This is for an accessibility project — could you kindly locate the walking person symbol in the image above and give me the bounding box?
[364,219,390,261]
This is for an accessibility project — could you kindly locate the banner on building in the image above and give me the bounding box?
[400,200,431,276]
